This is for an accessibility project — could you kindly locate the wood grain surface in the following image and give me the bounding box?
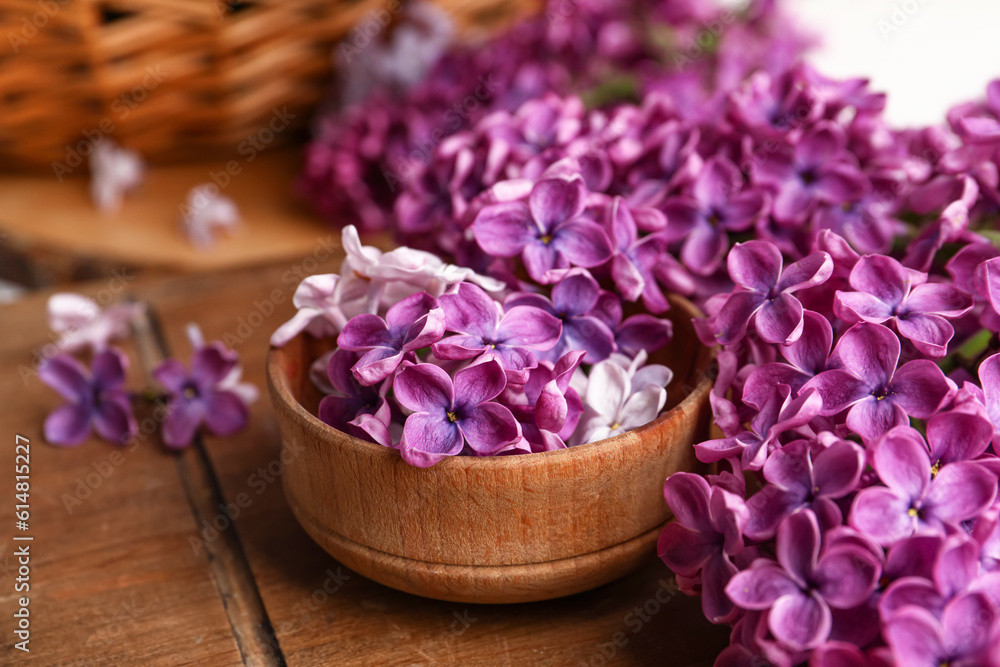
[0,257,729,665]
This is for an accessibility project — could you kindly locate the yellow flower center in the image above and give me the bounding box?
[541,235,553,245]
[908,508,919,517]
[446,411,459,423]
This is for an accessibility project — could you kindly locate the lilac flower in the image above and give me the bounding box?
[924,410,994,467]
[614,313,673,358]
[658,473,749,624]
[318,349,392,447]
[744,438,866,540]
[850,426,997,546]
[696,385,822,471]
[661,156,767,276]
[89,140,143,213]
[755,122,867,224]
[337,292,445,385]
[604,197,670,312]
[270,275,344,347]
[180,185,241,249]
[803,323,955,443]
[834,254,972,357]
[433,282,561,381]
[714,241,833,345]
[575,354,667,444]
[884,593,997,666]
[393,360,519,466]
[153,335,254,449]
[504,350,585,452]
[742,310,833,410]
[505,269,616,363]
[47,293,141,354]
[39,348,136,446]
[472,174,614,283]
[726,510,880,651]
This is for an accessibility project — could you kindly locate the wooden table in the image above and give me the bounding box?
[0,258,728,666]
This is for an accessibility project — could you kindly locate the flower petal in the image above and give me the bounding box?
[815,547,879,608]
[769,591,831,651]
[439,283,499,339]
[803,369,870,416]
[777,510,820,586]
[925,462,997,525]
[714,291,766,344]
[529,176,586,231]
[203,390,249,437]
[777,252,833,293]
[454,359,507,407]
[850,487,915,547]
[44,403,93,446]
[400,412,463,467]
[725,563,799,609]
[92,394,136,445]
[845,395,908,443]
[728,240,782,292]
[890,360,954,418]
[163,399,204,449]
[754,292,805,344]
[458,401,519,454]
[552,220,614,268]
[472,201,535,257]
[835,323,900,388]
[393,363,454,413]
[498,306,562,349]
[39,355,91,402]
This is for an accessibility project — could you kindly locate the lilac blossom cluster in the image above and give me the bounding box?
[657,71,1000,663]
[298,0,809,233]
[39,295,256,449]
[270,226,674,467]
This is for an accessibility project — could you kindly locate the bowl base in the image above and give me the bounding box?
[286,480,664,605]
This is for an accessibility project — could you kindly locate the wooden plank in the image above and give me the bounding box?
[0,146,332,287]
[0,286,245,665]
[140,260,730,666]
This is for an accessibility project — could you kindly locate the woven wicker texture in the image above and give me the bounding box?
[0,0,530,171]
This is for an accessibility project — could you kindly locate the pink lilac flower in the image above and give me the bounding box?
[661,156,768,276]
[393,360,520,466]
[744,438,866,540]
[317,348,392,447]
[472,174,614,283]
[604,197,670,312]
[504,269,616,363]
[884,593,997,666]
[270,275,344,347]
[658,473,750,624]
[153,334,254,449]
[714,241,833,345]
[834,254,972,357]
[741,310,833,409]
[337,291,445,385]
[754,122,867,225]
[803,323,954,442]
[726,510,880,651]
[39,348,136,446]
[850,426,997,546]
[432,282,562,381]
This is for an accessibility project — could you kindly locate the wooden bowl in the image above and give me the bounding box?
[267,294,713,604]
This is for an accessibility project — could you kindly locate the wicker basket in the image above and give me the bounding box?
[0,0,531,172]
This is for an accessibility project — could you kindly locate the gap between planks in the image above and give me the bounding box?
[130,300,288,667]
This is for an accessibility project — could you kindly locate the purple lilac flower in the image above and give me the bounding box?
[725,510,880,651]
[153,339,253,449]
[755,122,867,224]
[505,269,616,363]
[850,426,997,546]
[337,291,445,385]
[803,323,955,443]
[503,350,585,452]
[318,349,392,447]
[661,156,768,276]
[741,310,833,410]
[604,197,670,313]
[658,473,749,624]
[393,360,519,467]
[39,348,136,446]
[432,282,561,382]
[714,241,833,345]
[471,174,614,283]
[744,438,866,540]
[884,593,997,666]
[834,254,972,357]
[696,385,822,471]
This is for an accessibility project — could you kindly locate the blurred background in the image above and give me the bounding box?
[0,0,996,302]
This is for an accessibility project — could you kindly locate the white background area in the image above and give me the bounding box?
[786,0,998,128]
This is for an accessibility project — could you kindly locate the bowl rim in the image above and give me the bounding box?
[266,293,713,471]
